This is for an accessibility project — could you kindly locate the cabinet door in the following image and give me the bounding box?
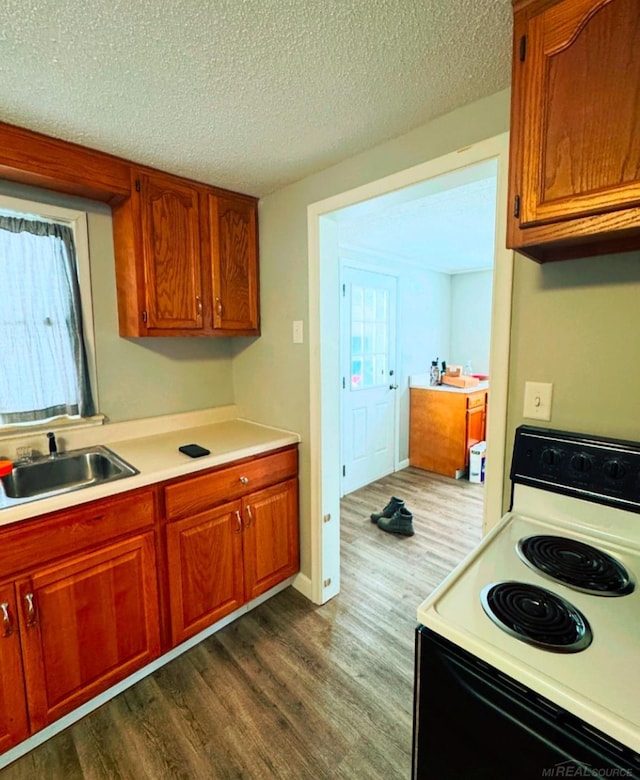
[0,581,29,751]
[516,0,640,228]
[18,533,160,732]
[465,406,486,466]
[242,479,299,601]
[138,171,204,331]
[208,193,259,334]
[166,501,245,646]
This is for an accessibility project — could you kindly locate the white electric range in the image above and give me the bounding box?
[413,426,640,779]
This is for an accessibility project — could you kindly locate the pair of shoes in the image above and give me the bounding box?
[378,506,415,537]
[370,496,405,524]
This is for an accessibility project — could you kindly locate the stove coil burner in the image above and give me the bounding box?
[480,581,593,652]
[517,535,634,596]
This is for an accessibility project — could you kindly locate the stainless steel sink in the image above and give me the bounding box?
[0,446,138,507]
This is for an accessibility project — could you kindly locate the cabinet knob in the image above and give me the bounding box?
[216,297,223,317]
[196,296,202,317]
[239,476,249,484]
[0,602,12,638]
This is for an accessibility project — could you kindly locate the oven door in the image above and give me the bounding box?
[412,626,639,780]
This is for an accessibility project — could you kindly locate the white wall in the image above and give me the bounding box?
[449,270,493,375]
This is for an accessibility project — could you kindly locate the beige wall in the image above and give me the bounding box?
[232,88,512,579]
[0,180,235,423]
[505,249,640,504]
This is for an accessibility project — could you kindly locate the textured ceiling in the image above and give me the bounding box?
[0,0,512,197]
[335,159,498,273]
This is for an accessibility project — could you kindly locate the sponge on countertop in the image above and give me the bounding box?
[0,460,13,477]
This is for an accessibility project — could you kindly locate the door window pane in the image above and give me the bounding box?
[350,283,389,390]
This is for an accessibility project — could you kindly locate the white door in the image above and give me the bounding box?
[341,266,397,495]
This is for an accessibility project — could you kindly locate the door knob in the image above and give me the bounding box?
[389,384,398,390]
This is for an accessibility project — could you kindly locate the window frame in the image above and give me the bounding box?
[0,193,100,433]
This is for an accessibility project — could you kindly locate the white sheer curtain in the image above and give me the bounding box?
[0,216,96,425]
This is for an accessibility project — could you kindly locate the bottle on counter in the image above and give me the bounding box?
[430,359,440,386]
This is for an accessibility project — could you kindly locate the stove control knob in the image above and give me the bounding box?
[603,459,626,480]
[541,447,562,466]
[570,453,592,473]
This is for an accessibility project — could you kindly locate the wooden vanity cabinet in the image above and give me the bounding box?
[0,488,160,743]
[507,0,640,261]
[163,446,299,646]
[409,388,487,479]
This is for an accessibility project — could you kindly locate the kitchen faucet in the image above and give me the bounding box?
[47,431,58,457]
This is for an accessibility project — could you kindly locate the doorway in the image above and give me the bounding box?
[307,133,512,604]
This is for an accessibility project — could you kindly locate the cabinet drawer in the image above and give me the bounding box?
[0,488,155,577]
[164,446,298,520]
[467,392,486,410]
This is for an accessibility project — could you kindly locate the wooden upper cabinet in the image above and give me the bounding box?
[113,170,260,337]
[207,193,260,334]
[508,0,640,261]
[138,171,204,332]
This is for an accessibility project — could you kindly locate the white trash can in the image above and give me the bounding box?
[469,441,486,483]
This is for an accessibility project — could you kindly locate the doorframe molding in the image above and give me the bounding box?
[307,132,513,605]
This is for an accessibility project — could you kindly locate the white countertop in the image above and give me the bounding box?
[0,412,300,526]
[410,376,489,393]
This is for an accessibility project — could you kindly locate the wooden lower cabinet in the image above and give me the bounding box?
[0,581,29,751]
[242,478,299,602]
[165,447,299,647]
[18,532,160,733]
[0,445,299,753]
[409,387,488,478]
[166,501,245,646]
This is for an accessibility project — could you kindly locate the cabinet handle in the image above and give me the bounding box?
[0,602,12,637]
[234,510,243,534]
[239,476,249,485]
[196,295,202,317]
[245,505,254,529]
[215,297,223,316]
[24,592,37,628]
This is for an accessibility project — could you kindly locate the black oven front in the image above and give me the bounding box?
[412,626,640,779]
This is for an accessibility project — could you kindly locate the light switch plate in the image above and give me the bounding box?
[523,381,553,421]
[292,320,303,344]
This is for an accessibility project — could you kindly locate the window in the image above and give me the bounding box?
[0,195,98,429]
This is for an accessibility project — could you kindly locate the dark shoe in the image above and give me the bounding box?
[370,496,405,524]
[377,507,415,536]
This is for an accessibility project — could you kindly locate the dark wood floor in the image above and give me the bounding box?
[2,467,483,779]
